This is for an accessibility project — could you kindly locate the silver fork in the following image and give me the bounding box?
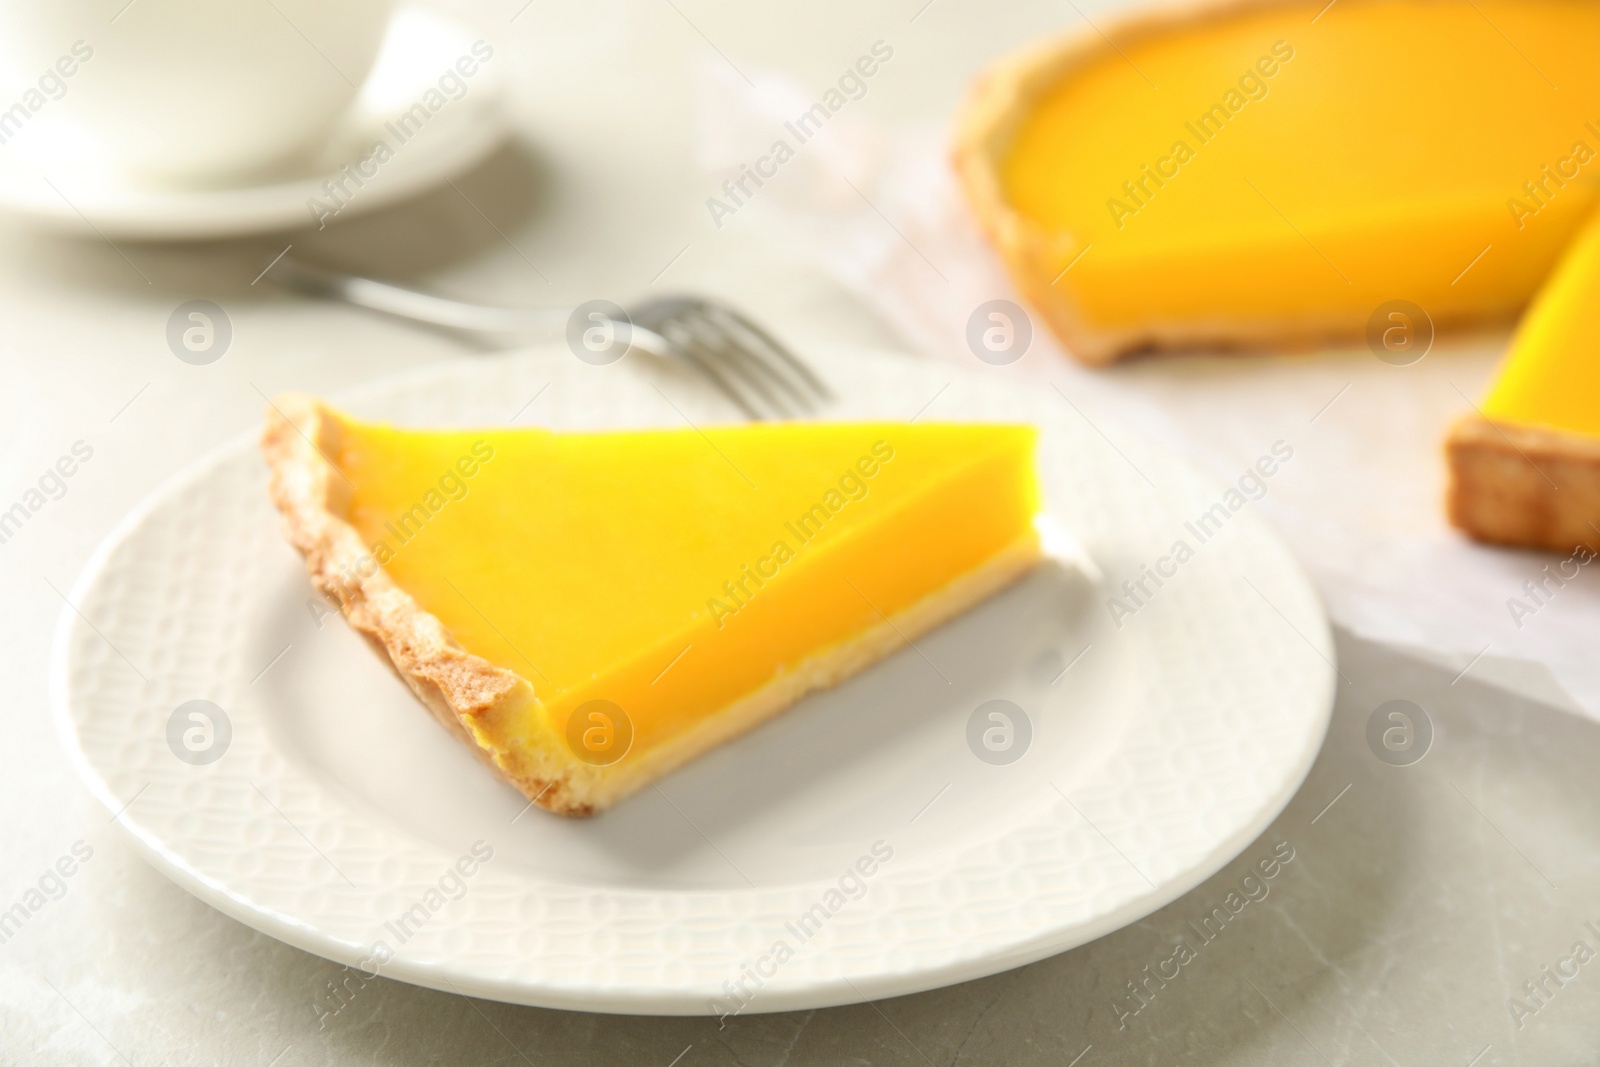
[265,257,831,420]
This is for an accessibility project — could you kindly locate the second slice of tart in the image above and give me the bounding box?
[262,397,1042,815]
[1448,210,1600,552]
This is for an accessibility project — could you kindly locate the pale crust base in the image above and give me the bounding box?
[950,0,1518,365]
[261,395,1041,816]
[1446,415,1600,553]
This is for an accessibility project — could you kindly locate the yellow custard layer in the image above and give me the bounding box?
[1003,0,1600,331]
[1482,208,1600,439]
[332,417,1040,755]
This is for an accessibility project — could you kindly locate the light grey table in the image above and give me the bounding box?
[2,0,1593,1062]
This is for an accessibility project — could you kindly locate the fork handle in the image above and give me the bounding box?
[268,258,568,334]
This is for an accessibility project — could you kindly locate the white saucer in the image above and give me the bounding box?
[52,345,1335,1014]
[0,7,509,239]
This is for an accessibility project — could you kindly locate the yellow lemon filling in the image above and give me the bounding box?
[1482,208,1600,439]
[330,416,1041,762]
[1001,0,1600,335]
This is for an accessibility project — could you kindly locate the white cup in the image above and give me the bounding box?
[0,0,395,187]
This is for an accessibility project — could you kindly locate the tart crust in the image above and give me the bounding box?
[261,395,1042,816]
[1446,415,1600,552]
[950,0,1512,365]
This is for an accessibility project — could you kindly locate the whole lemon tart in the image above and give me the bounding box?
[1448,210,1600,551]
[955,0,1600,364]
[261,396,1041,815]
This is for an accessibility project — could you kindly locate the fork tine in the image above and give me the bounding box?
[681,308,803,419]
[693,306,814,417]
[714,306,833,403]
[658,319,763,420]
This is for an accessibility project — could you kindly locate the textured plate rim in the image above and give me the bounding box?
[50,345,1336,1014]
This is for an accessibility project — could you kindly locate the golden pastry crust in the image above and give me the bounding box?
[950,0,1511,364]
[261,395,1042,816]
[1446,414,1600,552]
[261,394,598,815]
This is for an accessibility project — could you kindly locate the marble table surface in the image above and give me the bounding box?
[1,0,1593,1062]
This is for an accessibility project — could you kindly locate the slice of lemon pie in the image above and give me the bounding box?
[955,0,1600,363]
[1448,211,1600,551]
[262,396,1041,815]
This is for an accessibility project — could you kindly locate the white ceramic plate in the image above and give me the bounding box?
[52,345,1334,1015]
[0,7,507,238]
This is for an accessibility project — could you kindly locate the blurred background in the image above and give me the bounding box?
[3,0,1597,1063]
